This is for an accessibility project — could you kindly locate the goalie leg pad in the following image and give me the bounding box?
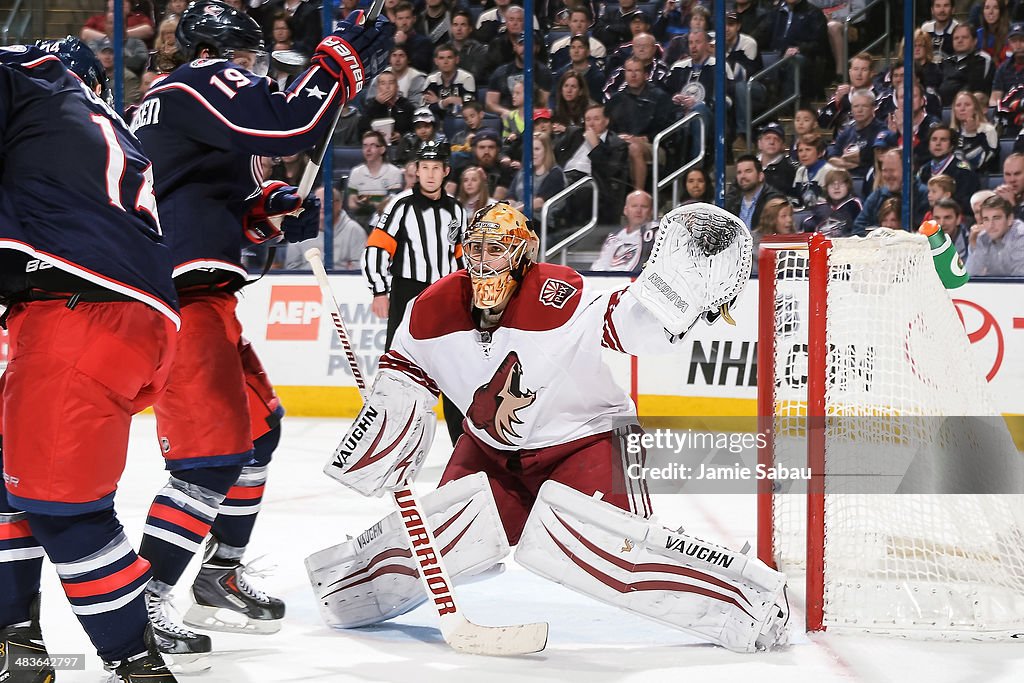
[515,481,789,653]
[305,472,510,629]
[323,371,437,496]
[629,202,753,335]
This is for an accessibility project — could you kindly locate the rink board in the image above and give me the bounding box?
[205,273,1024,423]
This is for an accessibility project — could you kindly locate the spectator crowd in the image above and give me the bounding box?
[96,0,1024,276]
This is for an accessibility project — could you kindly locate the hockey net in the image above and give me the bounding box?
[756,230,1024,638]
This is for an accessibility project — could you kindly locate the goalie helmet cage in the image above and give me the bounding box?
[755,231,1024,638]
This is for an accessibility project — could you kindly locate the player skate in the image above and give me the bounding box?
[183,538,285,634]
[0,594,54,683]
[144,588,212,672]
[103,625,178,682]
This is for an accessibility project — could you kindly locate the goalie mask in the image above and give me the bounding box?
[463,202,539,310]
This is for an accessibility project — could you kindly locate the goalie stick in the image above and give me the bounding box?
[304,247,549,656]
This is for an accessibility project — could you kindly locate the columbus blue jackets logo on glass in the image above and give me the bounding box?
[539,278,578,309]
[467,351,536,447]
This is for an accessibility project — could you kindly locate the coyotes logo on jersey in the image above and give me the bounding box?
[467,351,537,447]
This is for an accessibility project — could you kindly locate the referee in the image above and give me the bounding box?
[362,139,467,443]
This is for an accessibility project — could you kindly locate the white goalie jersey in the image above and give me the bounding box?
[381,263,681,451]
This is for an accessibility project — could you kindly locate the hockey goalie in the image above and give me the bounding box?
[307,201,790,653]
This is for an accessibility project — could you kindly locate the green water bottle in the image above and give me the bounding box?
[920,220,969,289]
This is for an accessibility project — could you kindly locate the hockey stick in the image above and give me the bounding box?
[304,248,549,656]
[292,0,388,200]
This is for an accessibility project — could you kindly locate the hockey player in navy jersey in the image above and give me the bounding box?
[129,0,393,665]
[0,38,179,682]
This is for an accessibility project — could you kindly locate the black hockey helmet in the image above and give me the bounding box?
[417,139,450,164]
[35,36,111,103]
[176,0,268,76]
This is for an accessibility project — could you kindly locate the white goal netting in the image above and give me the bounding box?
[765,230,1024,638]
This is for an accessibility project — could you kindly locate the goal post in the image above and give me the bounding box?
[756,230,1024,638]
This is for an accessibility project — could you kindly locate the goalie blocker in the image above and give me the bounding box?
[323,372,438,496]
[516,481,790,653]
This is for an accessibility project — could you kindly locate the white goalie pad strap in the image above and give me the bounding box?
[515,481,789,653]
[629,202,753,335]
[305,472,510,629]
[323,372,437,496]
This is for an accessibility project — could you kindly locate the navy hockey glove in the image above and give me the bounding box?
[243,181,304,244]
[281,195,321,243]
[311,10,394,98]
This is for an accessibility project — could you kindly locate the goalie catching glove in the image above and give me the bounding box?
[630,202,752,335]
[311,10,394,99]
[323,372,437,496]
[243,181,320,244]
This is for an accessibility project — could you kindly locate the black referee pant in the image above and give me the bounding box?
[385,276,465,447]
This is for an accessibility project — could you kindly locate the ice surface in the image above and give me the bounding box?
[34,417,1024,682]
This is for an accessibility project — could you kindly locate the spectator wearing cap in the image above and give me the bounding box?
[424,43,477,122]
[938,23,994,107]
[89,28,147,77]
[550,8,608,73]
[594,0,641,51]
[767,0,831,99]
[554,35,607,106]
[967,195,1024,276]
[605,57,675,192]
[826,89,885,178]
[81,0,154,46]
[358,70,416,142]
[665,31,734,159]
[449,9,489,83]
[603,33,670,98]
[756,123,798,197]
[554,102,631,224]
[90,37,142,106]
[818,52,876,135]
[394,107,449,165]
[722,11,765,147]
[450,129,513,200]
[486,32,553,117]
[416,0,453,47]
[990,22,1024,107]
[503,106,555,163]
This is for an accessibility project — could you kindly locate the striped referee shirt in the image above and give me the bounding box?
[362,184,466,295]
